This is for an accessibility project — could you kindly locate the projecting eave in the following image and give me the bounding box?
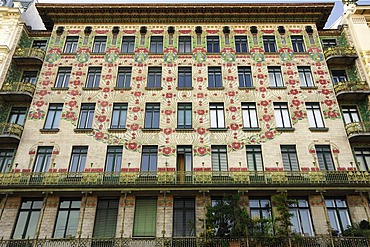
[36,3,334,31]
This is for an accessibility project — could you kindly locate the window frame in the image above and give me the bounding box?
[209,103,225,129]
[68,146,88,173]
[274,103,292,129]
[116,67,132,89]
[306,103,325,129]
[12,199,42,239]
[63,36,79,53]
[53,198,81,238]
[289,198,314,236]
[211,145,228,172]
[178,67,192,88]
[85,67,101,89]
[241,103,259,129]
[32,40,47,51]
[341,106,360,124]
[173,198,196,237]
[149,36,163,53]
[54,67,71,88]
[298,66,314,87]
[105,146,123,172]
[325,198,351,234]
[178,36,192,53]
[21,71,38,84]
[44,103,63,130]
[121,36,135,53]
[316,145,335,171]
[268,66,284,87]
[144,103,160,129]
[8,107,27,126]
[207,36,220,53]
[92,36,107,53]
[140,146,158,173]
[110,103,128,129]
[208,67,222,88]
[246,145,264,171]
[177,103,192,129]
[238,66,252,88]
[235,36,248,53]
[291,35,306,53]
[331,70,347,84]
[33,146,53,172]
[354,148,370,171]
[0,149,14,173]
[77,103,95,129]
[263,36,277,52]
[281,145,299,171]
[133,197,157,237]
[147,67,162,89]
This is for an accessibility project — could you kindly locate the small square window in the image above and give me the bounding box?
[93,36,107,53]
[207,36,220,53]
[150,36,163,53]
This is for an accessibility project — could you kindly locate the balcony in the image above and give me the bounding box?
[12,48,45,66]
[0,82,36,101]
[345,122,370,143]
[0,123,24,143]
[334,81,370,101]
[324,46,358,66]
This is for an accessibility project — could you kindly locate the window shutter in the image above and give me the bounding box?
[93,199,119,238]
[133,198,157,237]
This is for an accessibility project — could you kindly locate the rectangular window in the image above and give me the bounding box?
[69,146,87,173]
[173,198,195,237]
[207,36,220,53]
[33,146,53,172]
[298,67,314,87]
[8,107,27,126]
[133,198,157,237]
[242,103,258,129]
[178,36,191,53]
[147,67,162,88]
[77,103,95,129]
[63,36,79,53]
[150,36,163,53]
[21,71,38,84]
[211,145,228,172]
[306,103,325,128]
[141,146,158,172]
[235,36,248,53]
[12,199,42,239]
[177,103,192,129]
[144,103,160,129]
[274,103,291,128]
[54,67,71,88]
[53,199,81,238]
[354,148,370,171]
[121,36,135,53]
[116,67,131,89]
[289,199,314,236]
[178,67,192,88]
[341,106,360,124]
[85,67,101,88]
[93,199,119,238]
[0,149,14,173]
[291,36,305,52]
[32,40,47,51]
[238,66,252,88]
[105,146,122,172]
[246,145,263,171]
[209,103,225,129]
[325,198,351,234]
[93,36,107,53]
[111,103,127,129]
[177,146,193,172]
[249,197,272,234]
[263,36,276,52]
[208,67,222,88]
[322,39,337,48]
[268,66,283,87]
[281,145,299,171]
[331,70,347,84]
[44,103,63,130]
[316,145,335,171]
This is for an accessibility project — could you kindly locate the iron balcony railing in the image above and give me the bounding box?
[0,170,368,187]
[0,123,24,139]
[334,81,370,94]
[0,82,36,95]
[324,46,357,59]
[13,47,46,61]
[345,122,370,136]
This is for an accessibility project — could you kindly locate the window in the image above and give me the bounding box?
[242,103,258,129]
[274,103,291,128]
[210,103,225,129]
[21,71,38,84]
[92,36,107,53]
[249,198,272,234]
[211,145,228,172]
[331,70,347,84]
[291,36,305,52]
[289,199,314,236]
[238,66,252,88]
[177,146,193,172]
[173,198,195,237]
[178,36,191,53]
[77,103,95,129]
[325,198,351,234]
[141,146,158,172]
[306,103,325,129]
[33,146,53,172]
[354,148,370,171]
[8,107,27,126]
[268,67,283,87]
[54,67,71,88]
[69,147,87,172]
[298,67,314,87]
[316,145,335,171]
[281,145,299,171]
[44,103,63,130]
[121,36,135,53]
[105,146,122,172]
[177,103,192,129]
[263,36,276,52]
[149,36,163,53]
[85,67,101,88]
[178,67,192,88]
[53,199,81,238]
[111,103,127,129]
[12,199,42,239]
[322,39,337,48]
[93,199,119,238]
[133,198,157,237]
[147,67,162,88]
[208,67,222,88]
[144,103,160,129]
[246,145,263,171]
[63,36,79,53]
[235,36,248,53]
[32,40,47,51]
[116,67,131,89]
[0,149,14,173]
[341,106,360,124]
[207,36,220,53]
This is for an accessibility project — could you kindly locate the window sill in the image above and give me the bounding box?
[300,86,318,90]
[61,52,77,55]
[209,128,228,132]
[238,86,255,90]
[145,87,163,90]
[276,127,295,132]
[114,87,131,90]
[176,87,193,90]
[51,87,69,91]
[74,128,93,133]
[242,127,261,131]
[82,87,100,91]
[40,128,60,133]
[119,52,135,55]
[148,52,164,55]
[207,87,225,90]
[108,128,127,132]
[268,86,287,90]
[142,128,161,132]
[90,52,106,55]
[309,127,329,132]
[175,128,194,132]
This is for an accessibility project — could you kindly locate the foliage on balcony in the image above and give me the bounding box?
[334,81,369,94]
[345,122,370,135]
[324,46,357,58]
[0,82,36,95]
[0,123,24,138]
[13,47,45,60]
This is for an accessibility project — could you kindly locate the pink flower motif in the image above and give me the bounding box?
[230,123,239,131]
[100,101,109,107]
[35,101,45,107]
[197,93,204,98]
[259,87,267,92]
[65,112,75,119]
[229,106,237,112]
[290,89,299,95]
[132,107,141,113]
[231,142,241,150]
[70,90,79,96]
[292,100,300,107]
[263,115,271,122]
[95,132,104,139]
[39,90,48,96]
[324,100,333,106]
[333,149,340,154]
[197,127,206,135]
[321,89,330,95]
[164,110,173,115]
[197,110,205,115]
[309,149,316,154]
[197,147,207,155]
[97,116,106,122]
[163,128,173,135]
[228,91,236,97]
[197,77,203,82]
[127,142,137,150]
[294,111,303,118]
[265,131,274,139]
[166,93,173,98]
[260,100,269,107]
[162,147,172,155]
[68,101,77,107]
[166,77,173,82]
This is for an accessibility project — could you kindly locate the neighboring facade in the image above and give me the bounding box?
[0,2,369,245]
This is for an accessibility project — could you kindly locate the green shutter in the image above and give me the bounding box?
[133,198,157,237]
[93,199,119,238]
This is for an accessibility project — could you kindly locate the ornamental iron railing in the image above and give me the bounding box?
[345,122,370,136]
[0,123,24,139]
[324,46,357,59]
[334,81,370,94]
[13,47,45,61]
[0,82,36,95]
